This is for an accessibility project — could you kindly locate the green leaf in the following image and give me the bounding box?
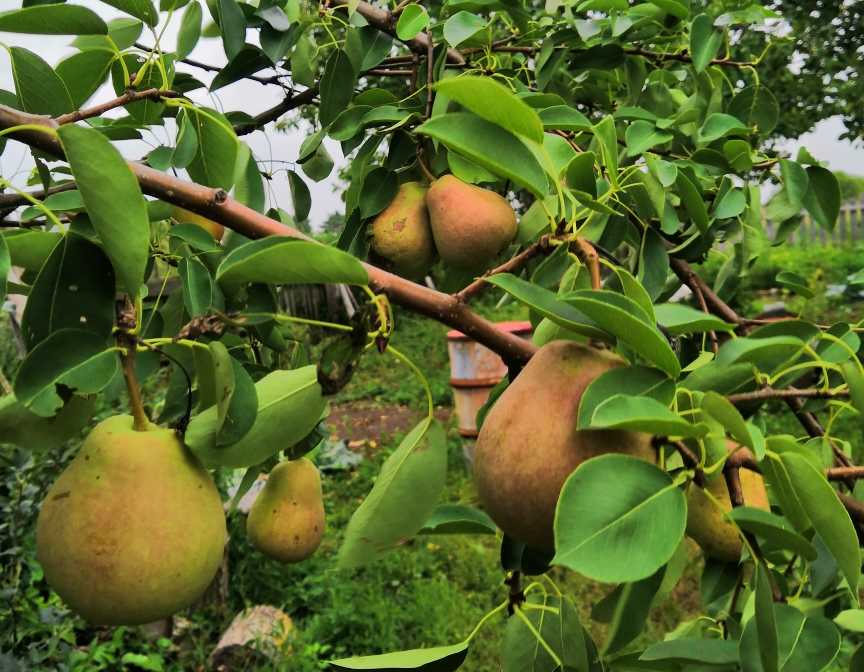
[10,46,74,116]
[714,188,746,219]
[320,49,356,128]
[597,566,666,654]
[727,508,817,560]
[330,641,468,671]
[217,356,258,446]
[641,639,739,665]
[416,113,547,197]
[395,4,429,40]
[0,393,95,452]
[539,105,592,132]
[654,303,734,335]
[13,329,119,417]
[802,166,840,230]
[484,274,605,340]
[729,84,779,135]
[675,171,709,233]
[589,395,708,438]
[699,113,749,144]
[701,391,754,450]
[554,454,687,582]
[592,116,618,187]
[301,143,334,182]
[57,124,149,296]
[690,14,723,73]
[625,120,672,157]
[217,0,245,59]
[21,233,115,350]
[419,503,497,535]
[564,290,681,377]
[835,610,864,633]
[186,107,239,190]
[186,366,325,468]
[178,256,213,317]
[752,563,779,672]
[723,139,752,172]
[442,10,486,47]
[578,366,675,429]
[0,4,107,34]
[210,45,271,91]
[338,420,447,568]
[739,604,840,672]
[288,170,312,222]
[216,237,368,292]
[434,76,544,143]
[97,0,157,26]
[176,0,202,59]
[647,0,689,19]
[776,271,813,299]
[716,335,804,371]
[780,452,860,602]
[2,231,61,271]
[56,49,115,109]
[779,159,809,210]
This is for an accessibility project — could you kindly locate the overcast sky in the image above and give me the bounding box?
[1,2,862,230]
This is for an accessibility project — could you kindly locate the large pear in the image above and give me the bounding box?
[36,415,227,625]
[173,205,225,241]
[425,175,517,271]
[686,448,770,562]
[473,341,654,550]
[369,182,435,279]
[247,458,325,563]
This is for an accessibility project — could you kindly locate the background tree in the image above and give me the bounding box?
[1,0,863,670]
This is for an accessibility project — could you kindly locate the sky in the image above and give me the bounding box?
[1,1,863,230]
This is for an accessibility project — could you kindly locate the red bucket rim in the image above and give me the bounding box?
[446,320,532,340]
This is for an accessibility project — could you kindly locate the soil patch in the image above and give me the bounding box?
[326,401,452,451]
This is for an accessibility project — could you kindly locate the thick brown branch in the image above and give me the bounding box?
[0,104,536,365]
[454,237,551,303]
[571,238,601,290]
[56,89,180,125]
[331,0,465,65]
[670,257,741,325]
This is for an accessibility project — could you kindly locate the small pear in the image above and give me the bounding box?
[247,458,326,563]
[686,453,770,562]
[425,175,517,271]
[473,341,654,549]
[172,206,225,241]
[36,415,227,625]
[369,182,435,279]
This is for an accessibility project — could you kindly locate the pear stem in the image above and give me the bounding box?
[416,153,436,183]
[116,300,150,431]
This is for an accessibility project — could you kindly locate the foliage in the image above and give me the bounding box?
[1,0,863,670]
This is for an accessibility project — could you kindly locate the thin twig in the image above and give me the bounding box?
[0,183,75,208]
[670,257,741,325]
[571,238,601,290]
[425,29,435,120]
[727,387,850,404]
[234,86,319,136]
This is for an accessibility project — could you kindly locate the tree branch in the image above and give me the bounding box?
[233,86,319,136]
[0,182,75,208]
[330,0,465,65]
[624,47,757,68]
[727,387,850,404]
[669,257,741,325]
[0,104,535,366]
[56,89,180,125]
[571,237,601,290]
[454,237,551,304]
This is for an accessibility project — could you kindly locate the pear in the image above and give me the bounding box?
[686,451,770,562]
[36,415,227,625]
[172,205,225,242]
[425,175,517,271]
[369,182,435,279]
[473,341,654,550]
[247,458,325,563]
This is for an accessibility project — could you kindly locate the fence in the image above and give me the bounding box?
[764,198,864,246]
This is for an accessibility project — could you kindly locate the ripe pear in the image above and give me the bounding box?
[473,341,654,550]
[369,182,435,279]
[686,451,770,562]
[425,175,517,271]
[247,458,325,563]
[36,415,227,625]
[172,205,225,241]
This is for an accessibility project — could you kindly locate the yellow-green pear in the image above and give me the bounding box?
[686,453,770,562]
[369,182,435,279]
[247,458,325,563]
[473,341,654,550]
[36,415,227,625]
[425,175,517,271]
[172,205,225,241]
